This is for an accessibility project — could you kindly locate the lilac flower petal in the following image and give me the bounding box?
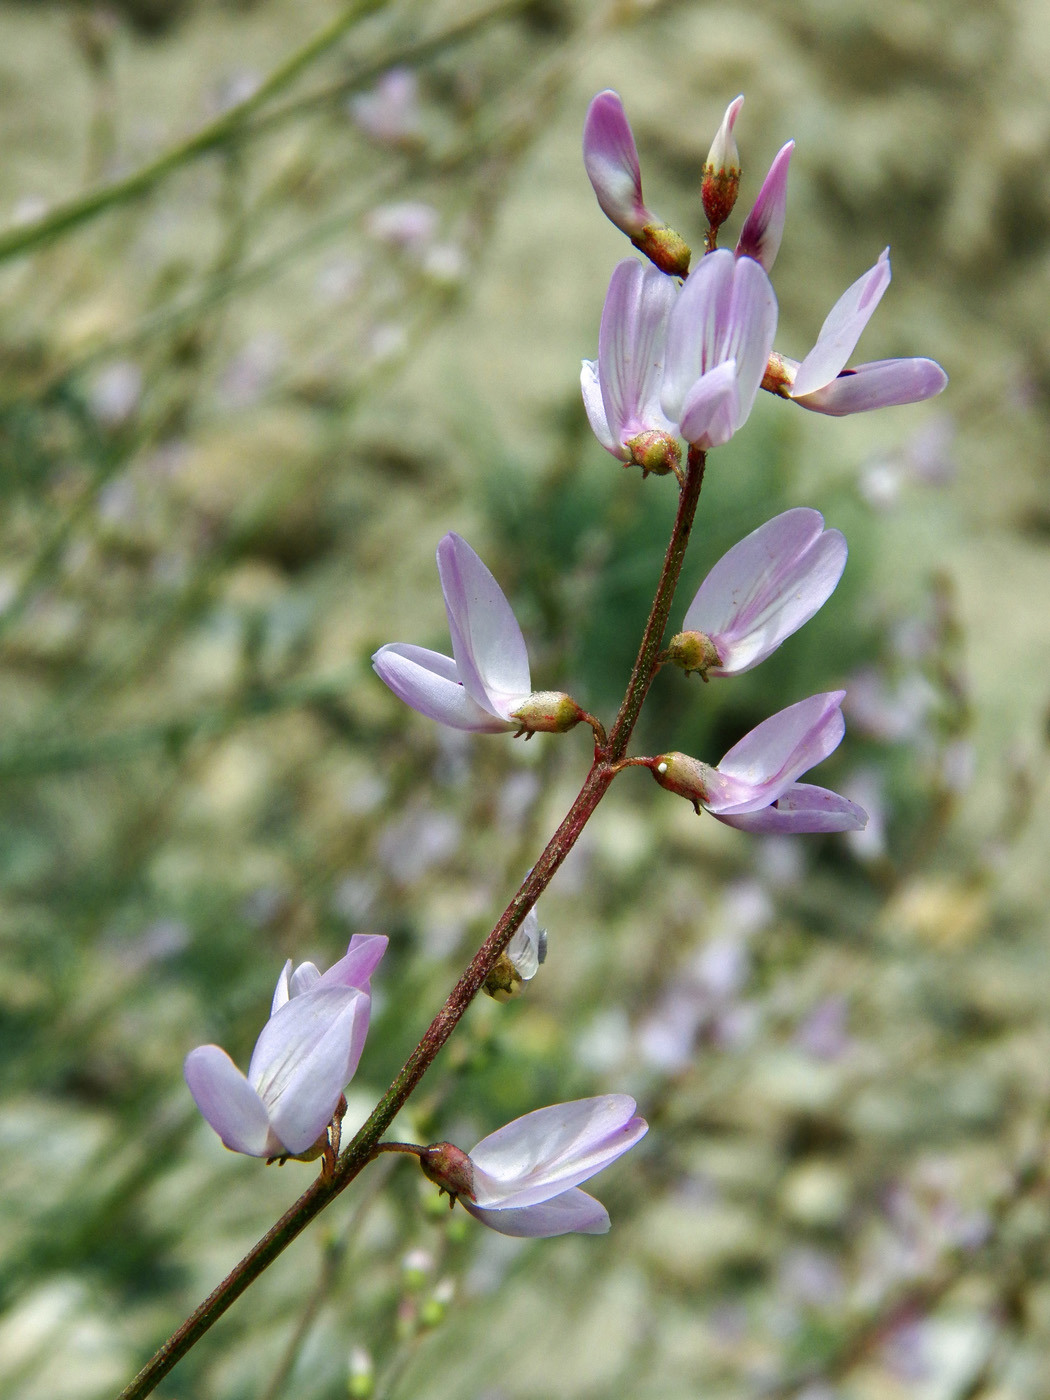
[724,255,780,420]
[317,933,389,994]
[678,359,741,449]
[736,141,793,272]
[794,358,948,416]
[583,90,649,236]
[581,358,620,456]
[792,250,891,398]
[662,248,736,417]
[372,643,513,732]
[288,961,321,999]
[469,1095,647,1210]
[437,533,531,718]
[595,259,679,451]
[271,958,295,1015]
[464,1188,611,1237]
[185,1045,273,1157]
[662,249,777,436]
[249,987,368,1155]
[682,508,847,674]
[716,783,867,833]
[708,691,847,813]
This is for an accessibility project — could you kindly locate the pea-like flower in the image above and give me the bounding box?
[650,692,866,834]
[582,90,690,277]
[660,248,779,450]
[372,533,583,736]
[769,249,948,415]
[420,1095,648,1237]
[184,934,388,1160]
[581,258,681,474]
[666,508,847,679]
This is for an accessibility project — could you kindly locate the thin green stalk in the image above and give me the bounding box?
[115,450,708,1400]
[0,0,387,265]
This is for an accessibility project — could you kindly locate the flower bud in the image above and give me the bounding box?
[649,751,712,814]
[348,1346,375,1399]
[702,96,744,236]
[625,429,682,478]
[510,691,585,736]
[631,223,691,279]
[419,1141,477,1203]
[665,630,722,679]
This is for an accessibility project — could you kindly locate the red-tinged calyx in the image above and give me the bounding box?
[420,1142,477,1204]
[648,751,711,814]
[625,429,682,478]
[484,953,524,1002]
[666,630,722,679]
[761,350,797,397]
[632,224,691,278]
[702,95,743,238]
[510,691,585,737]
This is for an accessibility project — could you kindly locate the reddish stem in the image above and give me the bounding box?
[117,448,707,1400]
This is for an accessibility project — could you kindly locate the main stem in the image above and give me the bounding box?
[118,448,707,1400]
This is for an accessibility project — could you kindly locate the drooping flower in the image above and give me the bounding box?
[735,140,793,272]
[766,249,948,415]
[660,248,778,450]
[420,1096,648,1237]
[372,533,583,736]
[650,692,866,834]
[484,905,548,1001]
[582,90,690,277]
[666,509,847,678]
[581,258,681,474]
[185,934,388,1160]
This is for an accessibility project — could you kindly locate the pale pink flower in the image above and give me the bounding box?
[736,141,793,272]
[373,534,581,735]
[185,935,387,1159]
[461,1096,648,1237]
[776,250,948,415]
[651,692,867,834]
[673,509,847,677]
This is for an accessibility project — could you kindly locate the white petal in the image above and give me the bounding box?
[464,1187,610,1237]
[184,1045,273,1157]
[249,987,368,1155]
[437,534,531,718]
[372,643,514,731]
[791,249,891,397]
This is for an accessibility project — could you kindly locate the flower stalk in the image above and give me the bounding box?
[118,446,709,1400]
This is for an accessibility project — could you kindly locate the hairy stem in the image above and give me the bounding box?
[117,449,707,1400]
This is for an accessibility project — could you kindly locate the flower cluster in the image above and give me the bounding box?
[581,91,947,469]
[183,89,947,1254]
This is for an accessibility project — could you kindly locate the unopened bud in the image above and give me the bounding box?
[347,1346,374,1399]
[484,952,524,1002]
[510,691,585,736]
[625,429,682,478]
[419,1141,476,1203]
[650,751,712,814]
[666,630,722,679]
[702,96,744,236]
[419,1278,455,1329]
[632,223,691,278]
[761,350,797,397]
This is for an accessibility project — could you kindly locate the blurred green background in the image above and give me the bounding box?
[0,1,1048,1397]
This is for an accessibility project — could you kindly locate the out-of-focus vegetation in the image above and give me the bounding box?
[0,1,1048,1397]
